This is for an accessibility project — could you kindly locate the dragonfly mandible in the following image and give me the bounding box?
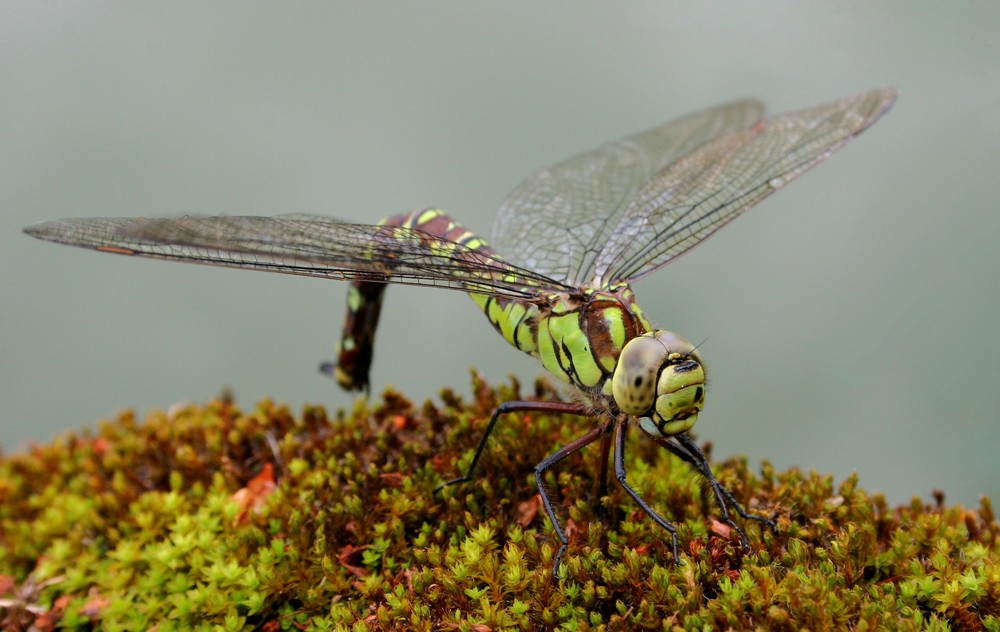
[24,88,897,577]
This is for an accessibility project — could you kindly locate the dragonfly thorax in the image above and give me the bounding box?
[611,330,705,436]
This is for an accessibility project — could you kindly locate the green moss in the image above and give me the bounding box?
[1,373,997,630]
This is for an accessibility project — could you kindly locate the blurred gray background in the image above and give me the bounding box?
[3,3,998,508]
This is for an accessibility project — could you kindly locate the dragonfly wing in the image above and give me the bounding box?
[23,214,572,299]
[592,88,897,286]
[490,100,765,286]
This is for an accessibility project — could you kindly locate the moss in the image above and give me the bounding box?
[1,373,997,631]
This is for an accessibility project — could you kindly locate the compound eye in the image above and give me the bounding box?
[653,330,698,360]
[612,334,667,416]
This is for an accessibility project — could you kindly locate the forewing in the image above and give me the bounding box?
[23,214,572,299]
[592,88,897,285]
[490,100,765,286]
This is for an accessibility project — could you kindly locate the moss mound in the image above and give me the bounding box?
[1,374,998,630]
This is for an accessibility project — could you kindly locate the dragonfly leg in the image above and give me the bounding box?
[534,420,613,579]
[613,420,681,564]
[658,433,777,546]
[434,400,589,493]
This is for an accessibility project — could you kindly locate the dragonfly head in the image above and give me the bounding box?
[612,330,705,436]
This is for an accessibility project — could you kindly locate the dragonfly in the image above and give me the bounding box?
[24,88,897,577]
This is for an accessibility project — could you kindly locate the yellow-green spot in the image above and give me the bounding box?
[417,208,443,225]
[602,311,627,372]
[346,285,362,312]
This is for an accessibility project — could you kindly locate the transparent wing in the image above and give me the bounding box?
[23,214,574,300]
[593,88,898,286]
[490,99,765,286]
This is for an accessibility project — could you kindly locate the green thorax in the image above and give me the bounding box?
[470,284,653,396]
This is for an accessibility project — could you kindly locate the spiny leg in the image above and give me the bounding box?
[673,433,777,533]
[534,421,612,579]
[613,420,681,564]
[435,400,589,492]
[657,433,777,546]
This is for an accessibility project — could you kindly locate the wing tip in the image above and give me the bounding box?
[842,87,898,128]
[23,220,63,242]
[863,86,899,117]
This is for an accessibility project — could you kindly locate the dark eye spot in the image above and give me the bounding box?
[695,386,704,402]
[634,376,643,388]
